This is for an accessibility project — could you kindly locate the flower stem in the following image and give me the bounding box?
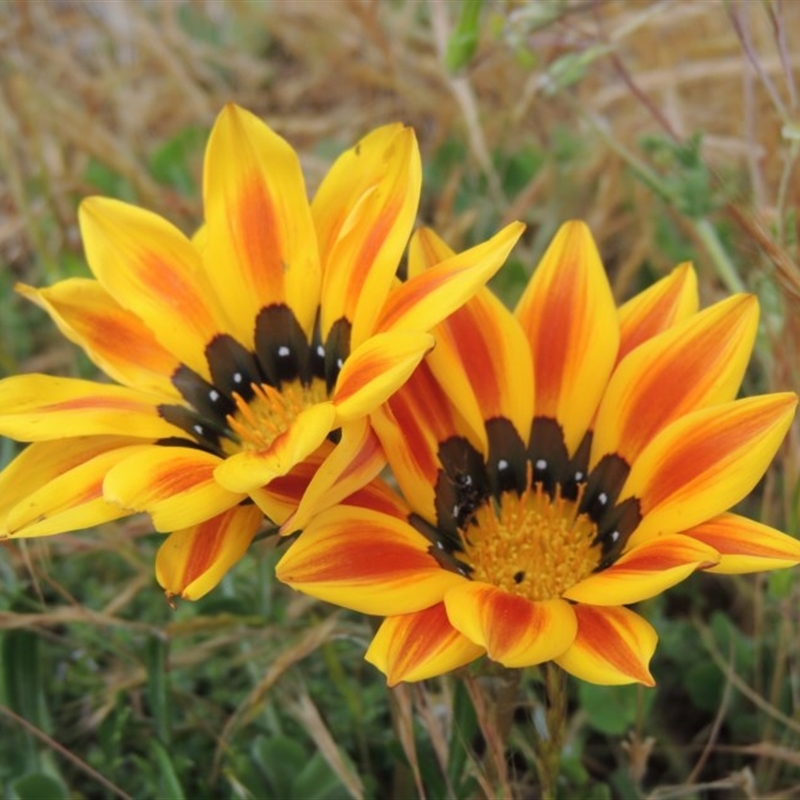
[534,662,568,800]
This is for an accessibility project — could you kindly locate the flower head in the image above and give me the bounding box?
[0,104,523,601]
[277,221,800,686]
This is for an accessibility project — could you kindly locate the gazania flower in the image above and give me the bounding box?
[0,104,523,601]
[277,221,800,686]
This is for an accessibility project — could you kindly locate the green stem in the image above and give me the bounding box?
[535,663,568,800]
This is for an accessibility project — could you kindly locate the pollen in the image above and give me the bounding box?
[462,482,601,602]
[222,378,329,454]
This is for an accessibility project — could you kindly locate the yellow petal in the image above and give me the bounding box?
[156,504,263,600]
[622,393,797,539]
[376,221,525,336]
[202,104,320,345]
[214,401,336,493]
[284,418,386,533]
[515,221,619,454]
[333,331,433,423]
[555,605,656,686]
[3,444,149,538]
[103,446,244,532]
[0,375,181,441]
[79,196,227,382]
[681,513,800,574]
[17,280,180,396]
[276,506,464,615]
[617,262,698,363]
[365,604,484,686]
[592,294,758,467]
[564,535,719,605]
[313,124,421,346]
[443,583,577,668]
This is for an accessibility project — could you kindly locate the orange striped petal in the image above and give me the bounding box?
[623,393,797,539]
[276,506,464,615]
[313,124,421,346]
[0,375,181,441]
[371,362,469,523]
[408,228,534,446]
[284,418,386,533]
[365,604,484,686]
[79,197,227,382]
[0,436,140,527]
[682,513,800,574]
[103,446,244,532]
[202,104,320,344]
[564,535,719,605]
[515,221,619,454]
[333,331,433,423]
[617,262,698,363]
[592,294,758,467]
[156,504,263,600]
[555,605,656,686]
[17,280,180,396]
[3,444,148,538]
[376,222,524,335]
[214,401,337,492]
[443,584,577,668]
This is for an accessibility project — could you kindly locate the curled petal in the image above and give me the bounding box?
[366,604,484,686]
[276,507,464,615]
[592,294,758,466]
[0,375,181,441]
[515,221,619,454]
[443,583,577,668]
[18,280,179,396]
[564,535,719,606]
[214,401,336,492]
[555,605,656,686]
[617,262,698,362]
[203,104,320,344]
[333,331,433,423]
[104,446,244,532]
[79,196,226,381]
[622,393,797,539]
[156,504,263,601]
[284,418,387,533]
[682,513,800,574]
[314,124,421,346]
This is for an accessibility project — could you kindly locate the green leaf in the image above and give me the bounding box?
[445,0,483,72]
[251,735,307,799]
[578,683,652,736]
[6,773,68,800]
[292,752,349,800]
[149,738,186,800]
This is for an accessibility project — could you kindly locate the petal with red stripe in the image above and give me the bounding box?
[555,605,656,686]
[276,506,463,615]
[443,583,577,668]
[156,504,263,600]
[365,604,484,686]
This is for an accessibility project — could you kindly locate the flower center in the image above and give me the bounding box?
[221,378,329,455]
[461,482,601,602]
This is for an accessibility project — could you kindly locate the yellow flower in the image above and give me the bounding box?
[0,104,523,601]
[277,221,800,686]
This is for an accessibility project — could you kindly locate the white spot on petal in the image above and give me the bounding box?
[336,357,344,369]
[574,471,584,482]
[610,530,620,543]
[535,458,547,471]
[598,492,608,506]
[278,345,290,358]
[233,372,243,384]
[498,459,509,471]
[316,345,325,358]
[193,424,204,436]
[209,389,220,402]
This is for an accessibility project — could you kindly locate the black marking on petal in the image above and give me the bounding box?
[527,417,570,497]
[486,417,528,497]
[434,436,490,537]
[254,304,311,387]
[324,317,352,392]
[581,453,631,523]
[206,334,262,402]
[561,430,592,500]
[593,496,642,569]
[158,404,229,454]
[410,512,472,576]
[310,314,326,381]
[171,364,236,428]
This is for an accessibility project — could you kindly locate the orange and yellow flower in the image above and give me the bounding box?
[0,104,523,601]
[277,221,800,686]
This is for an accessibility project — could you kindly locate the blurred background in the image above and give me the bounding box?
[1,1,799,797]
